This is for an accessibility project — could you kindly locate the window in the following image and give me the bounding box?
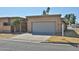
[3,22,10,26]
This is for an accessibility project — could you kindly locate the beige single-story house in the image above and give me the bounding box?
[0,17,27,33]
[0,15,66,35]
[26,14,63,35]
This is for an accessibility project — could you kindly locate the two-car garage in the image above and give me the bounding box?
[27,15,62,35]
[32,22,56,35]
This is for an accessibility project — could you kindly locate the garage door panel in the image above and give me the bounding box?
[32,22,56,35]
[32,31,55,35]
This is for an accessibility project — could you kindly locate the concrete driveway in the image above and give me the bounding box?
[12,33,51,43]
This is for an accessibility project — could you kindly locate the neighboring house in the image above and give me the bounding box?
[0,17,27,33]
[26,14,62,35]
[76,24,79,28]
[67,24,79,30]
[71,24,79,28]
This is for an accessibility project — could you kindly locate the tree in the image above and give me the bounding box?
[43,10,46,15]
[64,14,76,25]
[42,7,50,15]
[70,14,76,24]
[65,14,71,25]
[11,17,21,33]
[46,7,50,15]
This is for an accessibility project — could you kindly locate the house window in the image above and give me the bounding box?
[3,22,10,26]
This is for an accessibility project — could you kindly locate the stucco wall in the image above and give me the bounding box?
[0,18,11,32]
[27,15,62,34]
[0,17,26,33]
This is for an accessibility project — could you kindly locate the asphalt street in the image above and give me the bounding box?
[0,40,79,51]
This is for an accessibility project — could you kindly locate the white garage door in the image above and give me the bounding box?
[32,22,56,35]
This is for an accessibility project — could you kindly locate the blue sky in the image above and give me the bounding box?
[0,7,79,22]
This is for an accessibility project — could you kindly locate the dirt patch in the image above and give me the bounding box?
[0,33,17,39]
[48,36,79,43]
[75,28,79,34]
